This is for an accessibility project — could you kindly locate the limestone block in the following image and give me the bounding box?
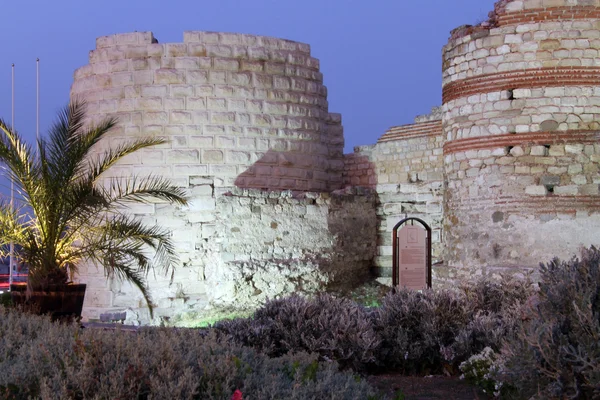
[166,150,199,164]
[530,146,548,156]
[84,289,113,308]
[205,44,233,58]
[565,144,585,154]
[155,69,186,84]
[203,150,224,164]
[580,184,600,195]
[540,175,560,187]
[186,197,216,212]
[568,164,583,174]
[168,85,193,98]
[211,112,236,124]
[554,185,579,195]
[525,185,547,196]
[572,175,588,185]
[210,165,238,176]
[141,150,165,165]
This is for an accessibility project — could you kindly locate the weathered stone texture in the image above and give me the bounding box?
[72,31,343,194]
[78,186,377,325]
[71,31,360,324]
[342,110,445,280]
[72,1,600,323]
[209,188,377,306]
[441,0,600,276]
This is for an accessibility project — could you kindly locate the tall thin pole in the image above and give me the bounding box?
[36,58,39,142]
[9,64,14,286]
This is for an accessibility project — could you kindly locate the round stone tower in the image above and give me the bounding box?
[70,31,352,323]
[71,31,344,192]
[442,0,600,275]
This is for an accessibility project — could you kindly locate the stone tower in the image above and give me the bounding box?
[70,31,377,324]
[442,0,600,276]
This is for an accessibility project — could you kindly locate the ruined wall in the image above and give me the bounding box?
[70,31,368,324]
[343,109,444,280]
[441,0,600,279]
[209,188,377,307]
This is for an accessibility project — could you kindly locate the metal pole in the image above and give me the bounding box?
[9,64,14,286]
[36,58,39,142]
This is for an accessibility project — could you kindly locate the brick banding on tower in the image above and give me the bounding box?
[442,67,600,104]
[442,0,600,273]
[496,6,600,26]
[449,196,600,215]
[444,130,600,154]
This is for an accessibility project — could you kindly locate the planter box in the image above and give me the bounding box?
[10,283,86,321]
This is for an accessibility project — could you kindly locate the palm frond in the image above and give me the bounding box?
[101,175,188,207]
[0,202,29,253]
[0,120,39,204]
[87,214,178,275]
[90,254,155,317]
[81,137,167,184]
[46,101,117,187]
[0,101,187,315]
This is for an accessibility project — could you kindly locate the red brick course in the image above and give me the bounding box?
[378,120,443,143]
[449,6,600,41]
[497,6,600,26]
[443,67,600,104]
[444,130,600,154]
[447,195,600,215]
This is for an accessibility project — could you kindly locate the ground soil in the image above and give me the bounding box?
[367,373,493,400]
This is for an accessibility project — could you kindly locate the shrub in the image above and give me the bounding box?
[215,294,380,371]
[0,291,11,307]
[0,306,379,399]
[372,276,532,374]
[373,288,471,374]
[460,274,533,315]
[216,277,533,376]
[459,347,502,397]
[451,275,533,365]
[497,247,600,399]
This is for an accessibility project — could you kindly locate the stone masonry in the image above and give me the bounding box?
[442,0,600,280]
[72,0,600,324]
[344,108,445,280]
[71,31,369,324]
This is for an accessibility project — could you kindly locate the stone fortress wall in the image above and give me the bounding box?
[344,108,445,280]
[72,0,600,324]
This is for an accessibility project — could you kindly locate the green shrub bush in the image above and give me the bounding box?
[0,307,378,399]
[215,294,380,371]
[497,247,600,399]
[374,288,470,374]
[216,276,533,375]
[450,275,532,368]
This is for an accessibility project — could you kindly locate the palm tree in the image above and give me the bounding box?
[0,101,187,316]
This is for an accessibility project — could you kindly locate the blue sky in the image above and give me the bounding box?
[1,0,496,159]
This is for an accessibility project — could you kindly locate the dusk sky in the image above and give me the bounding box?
[1,0,496,159]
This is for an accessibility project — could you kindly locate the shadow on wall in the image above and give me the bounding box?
[209,149,379,306]
[342,152,378,190]
[234,149,331,192]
